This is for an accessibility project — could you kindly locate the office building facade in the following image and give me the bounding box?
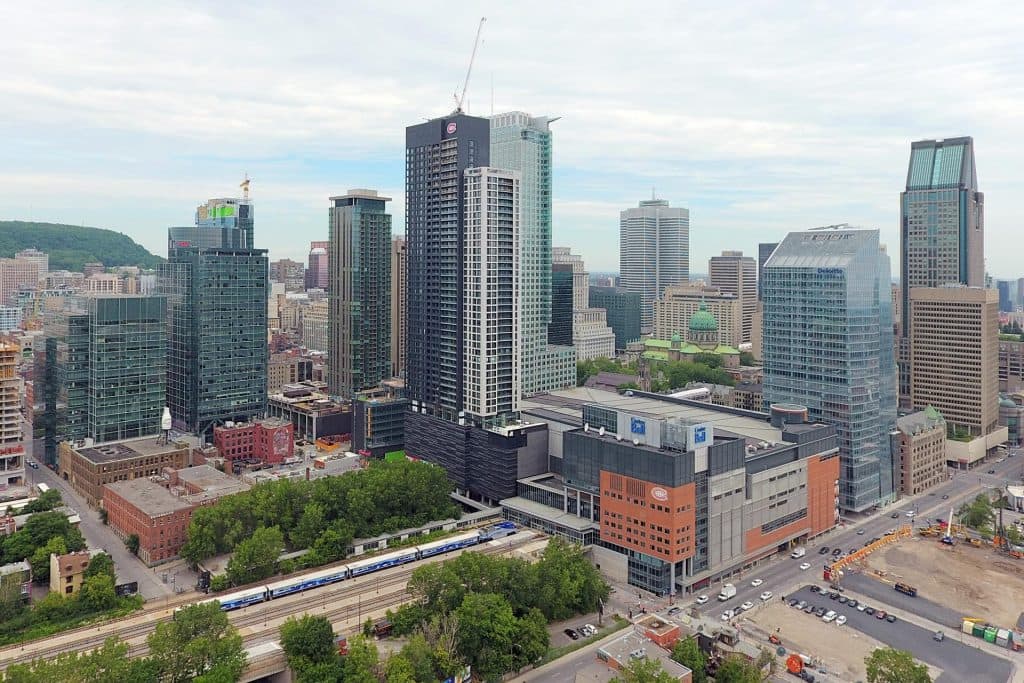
[306,241,329,291]
[654,285,744,349]
[163,195,267,436]
[708,251,757,344]
[763,228,897,511]
[549,263,574,347]
[490,112,575,396]
[552,247,615,361]
[327,189,392,397]
[894,407,947,496]
[269,259,306,292]
[997,281,1012,313]
[620,199,690,332]
[390,237,407,378]
[589,286,642,350]
[0,342,25,487]
[757,242,778,301]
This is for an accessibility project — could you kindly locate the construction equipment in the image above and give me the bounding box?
[453,17,486,113]
[941,507,955,545]
[240,174,251,199]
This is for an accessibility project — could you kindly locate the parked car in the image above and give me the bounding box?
[856,603,867,612]
[828,592,840,600]
[865,607,876,615]
[803,604,814,614]
[799,562,811,570]
[988,469,996,474]
[857,528,865,535]
[822,610,837,622]
[831,548,842,557]
[906,510,915,518]
[808,585,820,593]
[741,601,754,611]
[814,606,827,617]
[891,512,900,518]
[837,596,848,604]
[788,598,800,608]
[564,628,579,640]
[886,614,897,623]
[721,609,734,621]
[797,600,807,610]
[759,591,773,602]
[819,547,830,555]
[695,595,709,605]
[942,494,949,500]
[836,615,847,625]
[849,548,857,555]
[875,610,887,620]
[847,600,858,609]
[933,631,945,642]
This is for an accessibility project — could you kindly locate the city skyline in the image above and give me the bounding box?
[3,4,1023,277]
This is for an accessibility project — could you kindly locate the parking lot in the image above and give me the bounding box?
[788,586,1012,683]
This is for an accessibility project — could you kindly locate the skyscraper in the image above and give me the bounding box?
[306,241,329,291]
[327,189,392,397]
[490,112,575,395]
[390,236,407,378]
[898,137,984,402]
[763,227,897,511]
[620,198,689,332]
[43,295,167,464]
[163,193,267,436]
[997,281,1012,313]
[549,263,574,347]
[0,342,25,487]
[757,242,778,301]
[552,247,615,360]
[588,286,641,350]
[708,250,757,343]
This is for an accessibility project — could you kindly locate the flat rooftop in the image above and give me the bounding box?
[501,496,599,532]
[74,436,187,464]
[522,386,782,442]
[176,465,250,498]
[597,632,691,679]
[105,479,192,517]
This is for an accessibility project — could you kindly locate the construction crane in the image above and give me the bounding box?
[453,17,486,114]
[240,174,251,200]
[941,506,955,545]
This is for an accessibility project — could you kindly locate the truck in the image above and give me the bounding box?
[718,583,737,601]
[894,582,917,597]
[790,546,806,559]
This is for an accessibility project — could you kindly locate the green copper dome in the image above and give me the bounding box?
[689,302,718,332]
[671,331,681,343]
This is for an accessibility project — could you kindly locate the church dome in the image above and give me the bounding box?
[671,331,681,343]
[689,302,718,332]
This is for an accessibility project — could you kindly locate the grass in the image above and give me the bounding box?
[0,596,144,647]
[535,615,630,667]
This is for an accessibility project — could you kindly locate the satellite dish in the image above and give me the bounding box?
[584,423,590,432]
[598,426,606,436]
[633,439,640,446]
[616,434,623,441]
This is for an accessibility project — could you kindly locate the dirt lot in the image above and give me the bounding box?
[742,602,881,681]
[862,537,1024,628]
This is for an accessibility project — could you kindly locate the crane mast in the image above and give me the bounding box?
[454,17,486,114]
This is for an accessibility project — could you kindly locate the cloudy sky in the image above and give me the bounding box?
[2,2,1022,276]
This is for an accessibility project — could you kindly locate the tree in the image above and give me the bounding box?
[670,636,707,683]
[959,493,995,530]
[226,525,283,586]
[611,656,678,683]
[125,534,140,556]
[147,602,246,683]
[280,615,342,682]
[85,552,115,580]
[0,571,27,623]
[1,636,155,683]
[739,351,756,365]
[340,636,380,683]
[29,535,67,584]
[715,654,762,683]
[78,573,118,612]
[512,608,550,671]
[383,654,417,683]
[532,538,609,620]
[454,593,518,682]
[396,633,445,683]
[21,489,62,515]
[865,647,931,683]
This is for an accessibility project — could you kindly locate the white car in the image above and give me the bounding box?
[740,600,754,611]
[695,595,709,605]
[759,591,773,602]
[836,615,847,625]
[906,510,915,517]
[856,603,867,612]
[750,578,764,588]
[721,609,734,621]
[822,610,837,623]
[799,562,811,571]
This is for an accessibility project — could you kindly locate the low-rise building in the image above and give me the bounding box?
[352,388,409,457]
[999,396,1024,447]
[59,436,190,508]
[597,631,692,681]
[0,560,31,602]
[212,418,294,466]
[267,382,352,441]
[49,550,92,596]
[894,407,947,496]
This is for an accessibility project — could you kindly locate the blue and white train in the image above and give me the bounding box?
[192,522,517,612]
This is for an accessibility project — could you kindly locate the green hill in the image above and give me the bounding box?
[0,221,163,272]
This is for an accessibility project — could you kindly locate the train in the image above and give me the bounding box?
[190,522,518,612]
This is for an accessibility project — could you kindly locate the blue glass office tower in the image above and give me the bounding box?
[162,196,267,436]
[763,228,897,511]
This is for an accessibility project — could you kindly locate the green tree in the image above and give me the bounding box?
[29,536,67,584]
[739,351,756,365]
[290,502,328,549]
[0,571,27,623]
[532,538,609,620]
[226,525,283,586]
[125,534,140,556]
[715,654,763,683]
[670,636,707,683]
[611,656,678,683]
[383,654,417,683]
[396,633,445,683]
[280,615,342,682]
[84,553,115,580]
[865,647,931,683]
[454,593,518,682]
[1,636,154,683]
[147,602,245,683]
[78,573,118,612]
[1005,524,1022,545]
[306,523,353,567]
[959,493,995,530]
[21,489,62,514]
[340,636,380,683]
[512,608,549,671]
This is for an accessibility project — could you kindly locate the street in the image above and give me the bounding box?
[21,419,173,600]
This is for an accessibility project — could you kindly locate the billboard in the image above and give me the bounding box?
[615,413,661,448]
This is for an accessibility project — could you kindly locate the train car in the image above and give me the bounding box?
[266,564,348,598]
[188,586,269,612]
[478,521,516,541]
[415,531,481,559]
[345,547,418,578]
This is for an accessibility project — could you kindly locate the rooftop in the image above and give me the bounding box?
[897,407,946,436]
[104,479,192,518]
[501,496,599,532]
[597,632,691,680]
[176,465,250,499]
[73,436,188,464]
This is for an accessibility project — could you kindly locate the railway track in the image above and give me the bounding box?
[1,532,536,668]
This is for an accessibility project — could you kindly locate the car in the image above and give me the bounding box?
[809,585,820,593]
[847,599,858,609]
[875,610,887,620]
[695,595,708,605]
[799,562,811,571]
[871,537,881,544]
[886,614,897,623]
[819,546,830,555]
[721,609,734,621]
[741,600,754,611]
[822,610,836,622]
[863,540,873,547]
[828,592,840,600]
[885,528,897,535]
[759,591,773,602]
[797,600,807,610]
[857,603,867,612]
[942,494,949,500]
[857,529,866,535]
[750,578,764,588]
[906,511,915,518]
[988,469,996,474]
[667,606,681,615]
[838,596,848,605]
[815,606,827,617]
[831,548,842,557]
[804,604,814,613]
[891,512,900,518]
[788,598,800,608]
[836,615,847,625]
[933,630,945,642]
[865,607,876,615]
[929,491,936,496]
[849,548,857,555]
[564,628,579,640]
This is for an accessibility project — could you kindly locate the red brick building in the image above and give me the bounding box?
[103,479,193,565]
[213,418,294,465]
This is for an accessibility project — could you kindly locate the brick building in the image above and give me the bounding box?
[894,407,947,496]
[212,418,294,465]
[59,436,190,508]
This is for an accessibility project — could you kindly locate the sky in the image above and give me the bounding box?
[2,2,1023,276]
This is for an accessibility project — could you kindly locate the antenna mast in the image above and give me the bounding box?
[454,17,487,113]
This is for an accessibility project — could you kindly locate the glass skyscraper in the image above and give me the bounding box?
[162,196,267,436]
[763,228,897,511]
[490,112,575,396]
[619,199,690,332]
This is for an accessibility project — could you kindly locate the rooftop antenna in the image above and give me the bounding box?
[240,173,251,200]
[453,17,487,114]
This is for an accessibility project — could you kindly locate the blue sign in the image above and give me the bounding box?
[630,418,646,435]
[693,426,708,445]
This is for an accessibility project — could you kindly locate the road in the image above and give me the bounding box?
[21,418,173,600]
[841,574,964,629]
[694,451,1024,621]
[789,586,1012,683]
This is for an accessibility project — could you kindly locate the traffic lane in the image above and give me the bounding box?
[841,574,963,629]
[789,587,1012,683]
[692,558,809,615]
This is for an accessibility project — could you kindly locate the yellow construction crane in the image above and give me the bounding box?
[240,174,251,200]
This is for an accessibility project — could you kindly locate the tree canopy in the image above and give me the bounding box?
[280,615,343,682]
[959,493,996,531]
[714,654,763,683]
[670,636,707,683]
[147,602,245,683]
[2,511,86,566]
[1,637,155,683]
[865,647,931,683]
[0,221,163,271]
[612,657,679,683]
